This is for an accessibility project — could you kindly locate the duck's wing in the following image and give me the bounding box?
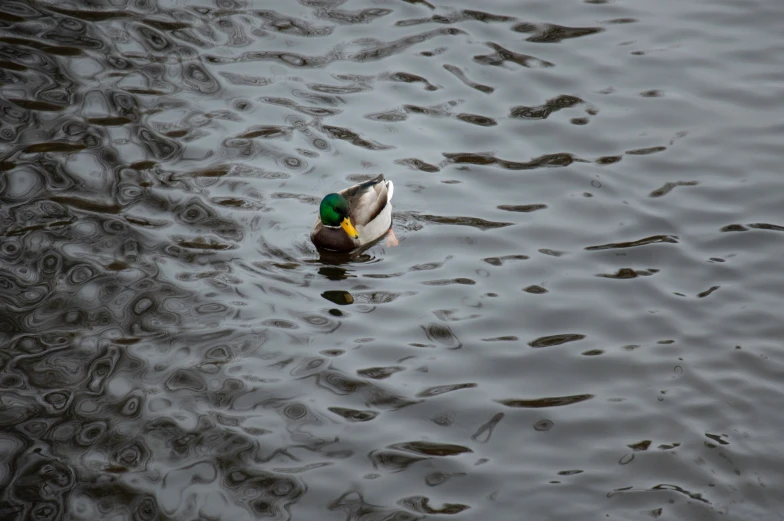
[340,174,391,227]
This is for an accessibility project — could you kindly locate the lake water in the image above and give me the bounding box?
[1,0,783,519]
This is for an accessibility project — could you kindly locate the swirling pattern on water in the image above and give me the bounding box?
[1,0,784,519]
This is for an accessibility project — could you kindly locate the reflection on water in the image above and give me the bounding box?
[2,0,784,519]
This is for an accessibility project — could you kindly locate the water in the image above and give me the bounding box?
[1,0,783,519]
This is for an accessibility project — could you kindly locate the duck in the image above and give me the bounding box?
[311,174,397,252]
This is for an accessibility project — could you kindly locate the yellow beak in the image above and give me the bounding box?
[341,217,359,239]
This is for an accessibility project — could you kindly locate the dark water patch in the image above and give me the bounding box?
[125,215,169,228]
[349,28,467,63]
[705,433,729,445]
[223,468,305,516]
[45,6,128,22]
[315,7,393,25]
[400,0,436,7]
[176,237,236,250]
[212,50,332,68]
[399,495,470,515]
[395,158,440,172]
[9,99,66,112]
[261,96,342,117]
[529,333,586,347]
[358,366,405,380]
[0,10,26,23]
[585,235,678,251]
[474,42,554,68]
[391,441,472,456]
[309,81,369,94]
[219,71,277,86]
[625,146,667,155]
[141,18,192,32]
[748,222,784,232]
[471,412,504,443]
[628,440,652,451]
[255,10,333,37]
[212,197,264,210]
[329,491,417,521]
[49,196,122,214]
[443,63,494,93]
[132,23,173,52]
[697,286,720,298]
[166,369,206,392]
[482,254,529,266]
[123,88,171,96]
[649,181,698,197]
[410,259,448,271]
[605,18,639,24]
[0,59,28,71]
[398,9,515,27]
[512,22,604,43]
[0,37,83,56]
[381,71,438,91]
[456,113,497,126]
[425,471,466,487]
[321,125,393,150]
[497,204,547,213]
[534,419,554,431]
[352,291,415,303]
[419,47,447,57]
[417,383,477,397]
[595,155,623,165]
[328,407,378,422]
[597,268,657,279]
[271,192,320,204]
[403,103,452,118]
[609,483,710,504]
[181,61,221,94]
[366,108,409,122]
[422,278,475,286]
[416,214,512,230]
[720,224,748,232]
[499,394,594,408]
[22,142,87,154]
[422,322,461,349]
[238,125,293,139]
[510,95,584,120]
[443,151,576,169]
[582,349,604,356]
[87,116,134,126]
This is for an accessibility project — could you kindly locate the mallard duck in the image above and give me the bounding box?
[311,174,396,251]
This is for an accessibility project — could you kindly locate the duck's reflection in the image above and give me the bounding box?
[309,240,382,282]
[317,265,350,281]
[321,290,354,306]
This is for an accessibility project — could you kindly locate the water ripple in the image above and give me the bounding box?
[1,0,782,519]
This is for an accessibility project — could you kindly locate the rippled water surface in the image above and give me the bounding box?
[2,0,784,519]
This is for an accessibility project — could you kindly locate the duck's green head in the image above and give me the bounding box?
[319,193,359,239]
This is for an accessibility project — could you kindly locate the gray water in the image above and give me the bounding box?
[1,0,783,519]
